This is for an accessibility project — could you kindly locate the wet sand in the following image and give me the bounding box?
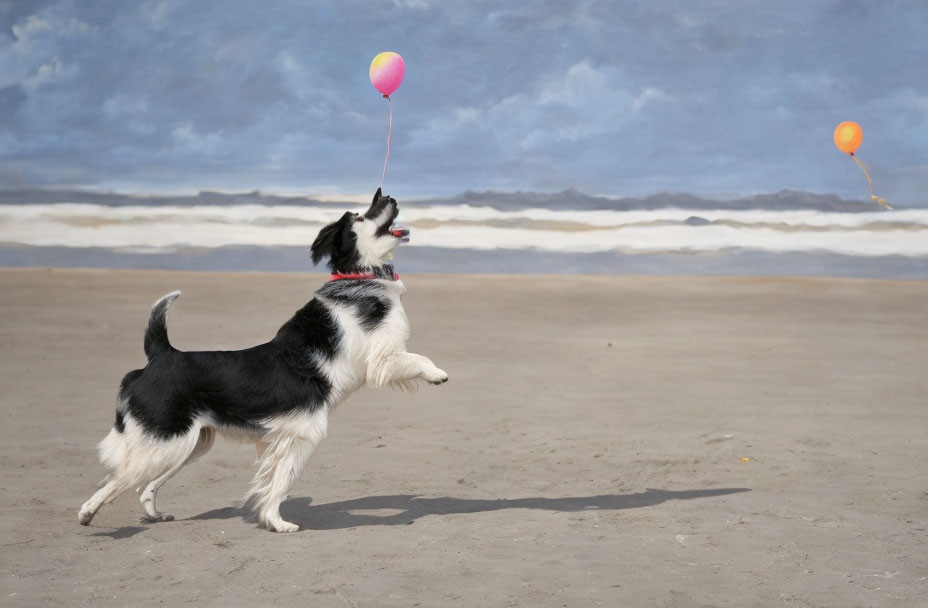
[1,268,926,606]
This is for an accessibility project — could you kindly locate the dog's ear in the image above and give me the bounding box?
[311,212,355,267]
[372,187,382,204]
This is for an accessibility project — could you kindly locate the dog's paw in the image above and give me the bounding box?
[266,519,299,533]
[425,367,449,385]
[78,508,94,526]
[140,513,174,524]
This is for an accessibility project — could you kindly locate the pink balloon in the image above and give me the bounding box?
[369,52,405,97]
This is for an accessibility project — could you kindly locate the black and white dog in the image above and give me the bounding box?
[78,189,448,532]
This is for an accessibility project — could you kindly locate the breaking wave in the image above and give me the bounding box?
[2,203,928,257]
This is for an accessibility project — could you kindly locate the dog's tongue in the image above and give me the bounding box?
[390,213,410,241]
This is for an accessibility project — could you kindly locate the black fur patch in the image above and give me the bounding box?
[113,369,143,432]
[144,293,179,359]
[317,280,392,331]
[121,298,340,439]
[310,211,360,273]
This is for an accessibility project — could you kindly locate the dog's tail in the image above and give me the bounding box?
[144,291,181,360]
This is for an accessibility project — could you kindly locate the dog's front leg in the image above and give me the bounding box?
[247,409,328,533]
[370,352,448,388]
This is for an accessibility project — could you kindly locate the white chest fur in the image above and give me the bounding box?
[317,280,410,405]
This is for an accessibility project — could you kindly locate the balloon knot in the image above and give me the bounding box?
[383,94,390,100]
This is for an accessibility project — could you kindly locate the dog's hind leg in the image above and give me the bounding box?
[79,426,139,525]
[138,427,215,523]
[248,408,328,533]
[80,420,205,526]
[79,476,135,526]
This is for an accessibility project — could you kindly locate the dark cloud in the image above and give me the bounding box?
[0,0,925,204]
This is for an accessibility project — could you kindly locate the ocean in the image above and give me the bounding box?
[2,202,927,278]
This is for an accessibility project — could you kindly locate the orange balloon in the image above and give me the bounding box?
[834,121,863,155]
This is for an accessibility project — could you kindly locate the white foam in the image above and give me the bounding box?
[1,203,927,257]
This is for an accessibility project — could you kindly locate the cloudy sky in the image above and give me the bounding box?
[1,0,926,204]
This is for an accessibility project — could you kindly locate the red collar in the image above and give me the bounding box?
[330,271,399,281]
[330,264,399,281]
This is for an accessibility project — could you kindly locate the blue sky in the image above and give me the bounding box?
[0,0,926,204]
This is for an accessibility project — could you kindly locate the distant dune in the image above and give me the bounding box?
[0,187,889,212]
[440,188,886,213]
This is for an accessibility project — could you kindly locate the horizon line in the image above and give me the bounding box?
[0,184,878,205]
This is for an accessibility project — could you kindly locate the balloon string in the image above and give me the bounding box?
[851,154,892,210]
[380,95,392,187]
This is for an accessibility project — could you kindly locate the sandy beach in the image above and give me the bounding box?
[1,268,926,607]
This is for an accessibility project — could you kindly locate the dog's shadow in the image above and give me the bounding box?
[191,487,750,531]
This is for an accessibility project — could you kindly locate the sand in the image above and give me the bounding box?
[0,268,926,607]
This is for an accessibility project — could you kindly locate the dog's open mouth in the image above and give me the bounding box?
[390,226,410,242]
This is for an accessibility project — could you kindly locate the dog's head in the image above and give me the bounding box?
[311,188,410,272]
